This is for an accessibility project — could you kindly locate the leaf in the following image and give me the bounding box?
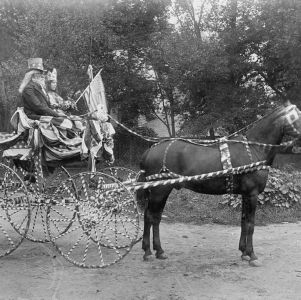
[280,185,289,194]
[258,194,264,200]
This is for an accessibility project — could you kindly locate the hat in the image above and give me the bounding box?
[47,68,57,82]
[27,58,47,72]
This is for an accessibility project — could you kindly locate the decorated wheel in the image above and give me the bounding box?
[101,166,143,238]
[8,156,71,242]
[0,163,30,257]
[100,166,138,185]
[47,171,140,268]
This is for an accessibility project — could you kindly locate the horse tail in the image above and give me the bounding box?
[135,168,148,213]
[135,147,153,212]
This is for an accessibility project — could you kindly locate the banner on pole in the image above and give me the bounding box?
[83,71,108,113]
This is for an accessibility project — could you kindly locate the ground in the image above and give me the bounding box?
[1,221,301,300]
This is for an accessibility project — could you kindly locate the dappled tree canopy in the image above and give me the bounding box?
[0,0,301,135]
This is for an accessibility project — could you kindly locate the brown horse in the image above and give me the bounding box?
[137,102,301,265]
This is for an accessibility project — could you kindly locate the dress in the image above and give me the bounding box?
[48,90,64,107]
[48,90,76,113]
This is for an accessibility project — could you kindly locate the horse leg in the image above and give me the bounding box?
[142,212,153,260]
[142,189,153,260]
[142,187,171,261]
[152,193,170,259]
[245,194,258,262]
[239,195,249,261]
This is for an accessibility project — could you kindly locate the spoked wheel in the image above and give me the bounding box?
[0,163,30,257]
[100,166,137,186]
[47,172,140,268]
[9,159,71,243]
[101,166,143,241]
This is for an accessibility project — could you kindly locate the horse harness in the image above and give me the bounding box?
[160,139,177,174]
[151,104,301,190]
[219,137,253,193]
[157,138,254,193]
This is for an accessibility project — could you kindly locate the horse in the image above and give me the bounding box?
[137,101,301,265]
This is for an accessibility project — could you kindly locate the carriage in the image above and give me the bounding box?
[0,71,143,268]
[1,80,301,269]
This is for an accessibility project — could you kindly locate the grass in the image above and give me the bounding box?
[164,189,301,226]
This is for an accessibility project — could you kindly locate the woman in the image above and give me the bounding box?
[46,68,76,114]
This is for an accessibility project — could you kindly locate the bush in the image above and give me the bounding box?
[221,167,301,208]
[113,126,157,167]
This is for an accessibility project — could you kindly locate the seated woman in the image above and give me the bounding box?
[46,68,77,114]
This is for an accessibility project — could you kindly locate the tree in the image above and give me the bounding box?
[0,0,172,131]
[169,0,301,135]
[1,0,301,138]
[99,0,172,127]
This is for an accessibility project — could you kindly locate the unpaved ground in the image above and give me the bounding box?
[0,222,301,300]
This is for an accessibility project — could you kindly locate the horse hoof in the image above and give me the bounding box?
[249,259,262,267]
[241,255,251,261]
[143,254,154,262]
[156,253,168,260]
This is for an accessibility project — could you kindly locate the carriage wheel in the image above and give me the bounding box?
[47,171,140,268]
[101,166,143,241]
[100,166,138,184]
[0,163,30,257]
[101,167,144,214]
[8,162,71,243]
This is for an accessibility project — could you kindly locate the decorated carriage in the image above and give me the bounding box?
[0,70,141,268]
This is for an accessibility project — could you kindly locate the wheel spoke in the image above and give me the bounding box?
[0,163,30,257]
[47,171,140,268]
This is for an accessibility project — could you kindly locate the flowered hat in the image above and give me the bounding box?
[47,68,57,82]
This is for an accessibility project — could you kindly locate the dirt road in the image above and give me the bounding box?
[0,222,301,300]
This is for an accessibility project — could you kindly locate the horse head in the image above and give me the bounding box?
[247,103,301,145]
[281,104,301,138]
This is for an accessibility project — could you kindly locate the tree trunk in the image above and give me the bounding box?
[228,0,238,85]
[229,0,238,30]
[167,88,176,137]
[209,127,215,139]
[0,67,9,131]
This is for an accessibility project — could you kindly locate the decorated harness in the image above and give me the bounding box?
[146,104,301,192]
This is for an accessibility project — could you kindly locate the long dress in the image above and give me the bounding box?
[48,90,115,163]
[47,90,75,113]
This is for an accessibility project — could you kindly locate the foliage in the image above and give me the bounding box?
[0,0,171,130]
[113,125,156,167]
[164,188,301,226]
[1,0,301,136]
[171,0,301,135]
[222,167,301,208]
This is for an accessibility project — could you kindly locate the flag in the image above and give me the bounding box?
[83,71,108,113]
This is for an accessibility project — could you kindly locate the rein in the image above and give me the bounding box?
[108,104,299,150]
[100,161,269,195]
[150,136,296,151]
